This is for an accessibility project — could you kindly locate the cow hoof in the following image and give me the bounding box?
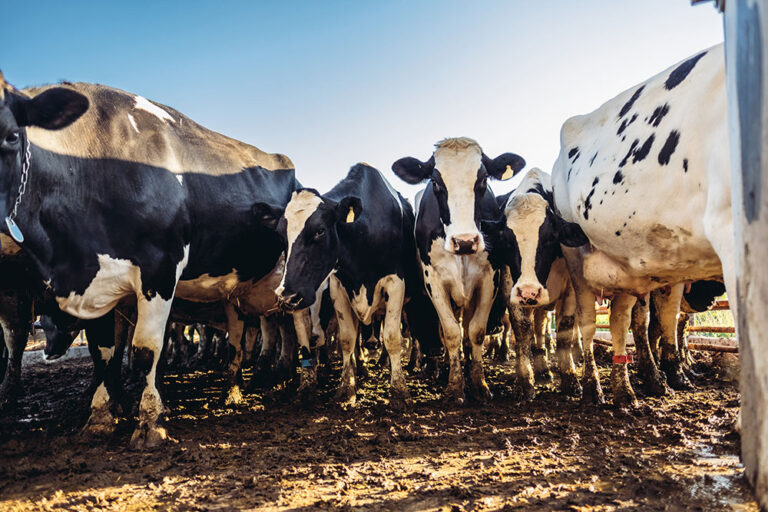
[0,382,21,413]
[534,369,553,385]
[473,384,494,403]
[661,362,694,391]
[642,368,673,397]
[224,385,244,407]
[559,373,582,399]
[513,379,535,402]
[129,423,168,450]
[442,384,465,406]
[580,379,605,406]
[334,385,357,406]
[81,410,117,438]
[389,390,412,412]
[298,370,318,403]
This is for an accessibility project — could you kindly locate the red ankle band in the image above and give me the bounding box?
[613,354,634,364]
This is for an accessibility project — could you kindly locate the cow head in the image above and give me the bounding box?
[0,71,88,235]
[393,137,524,255]
[253,189,361,311]
[40,315,75,361]
[483,185,588,306]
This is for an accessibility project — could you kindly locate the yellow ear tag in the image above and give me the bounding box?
[346,206,355,223]
[500,164,515,181]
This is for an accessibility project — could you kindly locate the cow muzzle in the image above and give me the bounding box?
[450,233,481,255]
[513,285,543,306]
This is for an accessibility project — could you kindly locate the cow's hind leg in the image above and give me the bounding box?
[655,284,693,390]
[223,303,246,406]
[382,277,410,410]
[247,315,278,391]
[555,289,581,398]
[609,294,638,408]
[631,296,671,397]
[82,311,124,437]
[129,293,175,450]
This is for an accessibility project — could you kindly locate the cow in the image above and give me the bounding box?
[550,44,733,407]
[482,168,589,399]
[256,163,421,408]
[392,137,525,404]
[0,72,305,447]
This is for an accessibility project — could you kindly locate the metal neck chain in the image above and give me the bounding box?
[8,136,30,223]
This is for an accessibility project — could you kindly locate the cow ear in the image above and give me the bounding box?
[392,156,435,185]
[483,153,526,181]
[11,87,89,130]
[252,202,285,230]
[556,217,589,247]
[336,196,362,224]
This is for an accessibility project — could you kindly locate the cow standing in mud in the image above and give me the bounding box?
[392,138,525,404]
[0,72,307,447]
[483,168,588,399]
[551,44,734,407]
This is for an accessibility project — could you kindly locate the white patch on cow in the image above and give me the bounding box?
[414,189,424,218]
[127,113,140,133]
[433,138,484,251]
[277,190,323,295]
[176,174,183,185]
[90,382,110,409]
[98,346,114,363]
[134,95,174,122]
[375,168,403,215]
[56,254,141,319]
[424,237,491,311]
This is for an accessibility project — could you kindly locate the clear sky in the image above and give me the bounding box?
[1,1,723,197]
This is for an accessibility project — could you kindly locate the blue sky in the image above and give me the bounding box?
[1,1,723,196]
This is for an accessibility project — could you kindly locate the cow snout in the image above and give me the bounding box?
[515,285,543,306]
[451,234,481,255]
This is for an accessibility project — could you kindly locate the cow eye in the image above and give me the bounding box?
[314,228,326,240]
[4,131,19,146]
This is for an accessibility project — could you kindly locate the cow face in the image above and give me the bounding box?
[393,137,524,255]
[484,195,588,306]
[0,71,88,233]
[261,189,361,311]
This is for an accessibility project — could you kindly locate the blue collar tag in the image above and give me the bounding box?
[5,217,23,243]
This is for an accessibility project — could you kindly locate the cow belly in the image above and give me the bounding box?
[56,254,142,319]
[175,271,241,302]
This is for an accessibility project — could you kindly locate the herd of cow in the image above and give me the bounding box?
[0,42,734,449]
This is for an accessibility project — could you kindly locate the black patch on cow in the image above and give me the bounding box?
[648,103,670,127]
[583,188,597,220]
[425,283,432,295]
[613,170,624,184]
[132,347,155,376]
[658,130,680,165]
[617,113,638,135]
[615,231,621,236]
[683,280,726,312]
[619,139,640,168]
[589,152,598,166]
[526,182,554,206]
[665,52,707,90]
[632,134,655,163]
[567,167,573,181]
[568,147,579,160]
[618,86,645,118]
[683,158,689,172]
[592,177,599,187]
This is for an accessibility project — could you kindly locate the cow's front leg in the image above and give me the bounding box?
[292,309,318,400]
[509,305,535,401]
[426,279,465,405]
[83,311,123,437]
[331,278,359,405]
[223,303,245,406]
[465,273,494,402]
[129,293,174,450]
[655,283,692,390]
[247,315,278,391]
[275,316,297,385]
[532,308,553,383]
[609,294,638,408]
[0,291,31,413]
[555,288,581,398]
[382,277,410,410]
[630,296,670,397]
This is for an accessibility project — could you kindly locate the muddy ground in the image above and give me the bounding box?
[0,347,757,512]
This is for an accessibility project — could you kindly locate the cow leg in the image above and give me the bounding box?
[631,296,671,397]
[248,315,279,391]
[648,298,663,363]
[330,279,359,405]
[532,308,552,383]
[382,277,410,410]
[293,309,318,400]
[609,294,638,408]
[555,289,581,398]
[82,311,123,436]
[0,291,31,412]
[655,283,693,390]
[129,292,174,450]
[275,316,297,385]
[509,305,535,401]
[243,325,258,368]
[222,303,245,406]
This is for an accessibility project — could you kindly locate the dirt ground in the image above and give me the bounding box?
[0,348,757,512]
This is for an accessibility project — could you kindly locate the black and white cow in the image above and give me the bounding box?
[482,168,588,399]
[0,73,303,447]
[258,163,418,408]
[550,44,733,407]
[392,137,525,404]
